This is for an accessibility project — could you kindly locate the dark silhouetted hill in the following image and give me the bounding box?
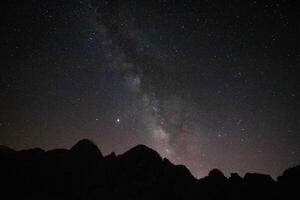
[0,139,299,200]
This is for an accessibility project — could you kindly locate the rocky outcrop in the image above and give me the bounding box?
[0,139,299,200]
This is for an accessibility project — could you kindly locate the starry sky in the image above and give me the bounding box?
[1,0,299,178]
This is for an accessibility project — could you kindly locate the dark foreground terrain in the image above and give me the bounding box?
[0,139,299,200]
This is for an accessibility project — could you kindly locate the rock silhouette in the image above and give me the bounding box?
[0,139,299,200]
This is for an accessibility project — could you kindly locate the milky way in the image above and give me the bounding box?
[92,0,209,177]
[1,0,299,178]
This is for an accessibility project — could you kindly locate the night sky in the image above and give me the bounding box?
[1,0,299,178]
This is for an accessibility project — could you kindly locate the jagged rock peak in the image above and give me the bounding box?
[209,168,226,178]
[229,173,242,180]
[244,173,275,184]
[278,165,300,179]
[122,144,162,162]
[0,145,15,154]
[70,139,103,157]
[105,152,117,160]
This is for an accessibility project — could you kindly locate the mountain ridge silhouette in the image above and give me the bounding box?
[0,139,299,200]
